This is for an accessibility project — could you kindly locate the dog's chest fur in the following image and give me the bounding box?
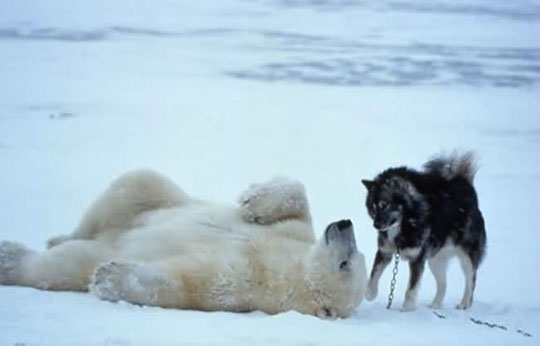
[378,225,428,261]
[377,217,432,257]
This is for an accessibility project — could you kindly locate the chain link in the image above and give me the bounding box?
[433,311,533,338]
[386,251,400,310]
[469,317,533,337]
[432,312,533,338]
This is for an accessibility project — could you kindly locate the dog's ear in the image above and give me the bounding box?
[361,180,374,190]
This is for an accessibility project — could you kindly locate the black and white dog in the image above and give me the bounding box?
[362,152,486,311]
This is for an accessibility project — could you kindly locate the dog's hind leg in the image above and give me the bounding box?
[456,249,476,309]
[428,253,450,309]
[365,250,392,301]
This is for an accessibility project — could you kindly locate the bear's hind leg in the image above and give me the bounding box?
[0,241,33,286]
[1,240,109,291]
[47,169,190,248]
[92,261,179,308]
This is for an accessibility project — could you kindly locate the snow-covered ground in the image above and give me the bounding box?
[1,0,540,344]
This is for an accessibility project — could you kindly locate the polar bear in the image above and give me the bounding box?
[0,170,367,319]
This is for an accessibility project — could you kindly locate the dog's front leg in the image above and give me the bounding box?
[365,250,393,301]
[401,256,426,312]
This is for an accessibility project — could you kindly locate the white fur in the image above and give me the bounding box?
[456,248,475,309]
[385,223,401,242]
[0,170,367,319]
[427,247,451,309]
[400,247,422,260]
[425,242,475,309]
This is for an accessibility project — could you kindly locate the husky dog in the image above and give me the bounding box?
[361,152,486,311]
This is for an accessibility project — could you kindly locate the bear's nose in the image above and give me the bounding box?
[373,220,381,229]
[336,219,352,230]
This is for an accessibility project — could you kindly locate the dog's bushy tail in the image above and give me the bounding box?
[423,151,478,184]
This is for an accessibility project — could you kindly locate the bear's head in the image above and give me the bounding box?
[305,219,367,319]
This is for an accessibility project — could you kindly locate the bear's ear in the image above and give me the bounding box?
[361,180,374,190]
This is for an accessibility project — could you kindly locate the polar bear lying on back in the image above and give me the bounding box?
[0,170,367,318]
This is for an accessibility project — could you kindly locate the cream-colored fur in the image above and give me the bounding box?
[0,170,367,319]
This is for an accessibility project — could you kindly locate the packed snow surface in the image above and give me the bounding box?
[1,0,539,345]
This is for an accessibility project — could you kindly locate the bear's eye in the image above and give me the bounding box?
[339,260,348,270]
[378,201,387,209]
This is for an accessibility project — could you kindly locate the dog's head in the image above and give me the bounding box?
[362,174,426,234]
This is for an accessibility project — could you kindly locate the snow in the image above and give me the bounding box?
[1,0,540,344]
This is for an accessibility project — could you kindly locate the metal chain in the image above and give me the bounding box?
[432,312,533,338]
[469,317,533,338]
[386,251,400,310]
[469,317,507,331]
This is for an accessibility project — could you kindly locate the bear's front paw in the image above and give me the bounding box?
[0,241,31,285]
[238,178,307,225]
[239,194,273,225]
[316,307,338,320]
[239,184,276,224]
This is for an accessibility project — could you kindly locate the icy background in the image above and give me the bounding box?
[1,0,539,345]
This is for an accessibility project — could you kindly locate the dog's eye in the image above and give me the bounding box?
[339,260,348,270]
[378,201,387,209]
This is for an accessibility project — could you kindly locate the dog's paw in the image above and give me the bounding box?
[455,301,472,310]
[0,241,31,284]
[365,286,378,301]
[428,302,442,309]
[400,301,417,312]
[428,296,443,310]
